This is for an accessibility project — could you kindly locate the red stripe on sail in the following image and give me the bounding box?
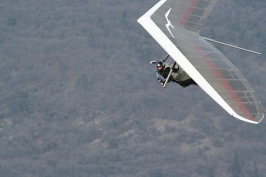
[192,43,255,121]
[181,0,198,26]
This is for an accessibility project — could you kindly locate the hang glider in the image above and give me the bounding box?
[138,0,264,124]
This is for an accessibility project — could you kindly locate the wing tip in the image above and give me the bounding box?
[232,113,264,124]
[257,114,265,124]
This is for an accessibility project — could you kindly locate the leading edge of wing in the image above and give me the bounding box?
[137,1,263,124]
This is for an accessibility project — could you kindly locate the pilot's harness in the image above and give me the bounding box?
[151,55,197,88]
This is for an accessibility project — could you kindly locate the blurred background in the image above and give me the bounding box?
[0,0,265,176]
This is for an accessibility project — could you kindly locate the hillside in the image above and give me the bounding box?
[0,0,266,176]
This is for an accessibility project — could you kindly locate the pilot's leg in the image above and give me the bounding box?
[178,79,198,87]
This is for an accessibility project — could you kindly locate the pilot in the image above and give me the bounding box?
[156,61,197,87]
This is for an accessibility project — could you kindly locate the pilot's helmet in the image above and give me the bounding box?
[157,61,164,71]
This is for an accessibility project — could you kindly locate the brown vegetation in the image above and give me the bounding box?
[0,0,265,176]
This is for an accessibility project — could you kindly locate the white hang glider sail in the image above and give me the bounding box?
[138,0,264,124]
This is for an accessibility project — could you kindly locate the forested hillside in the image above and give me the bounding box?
[0,0,266,176]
